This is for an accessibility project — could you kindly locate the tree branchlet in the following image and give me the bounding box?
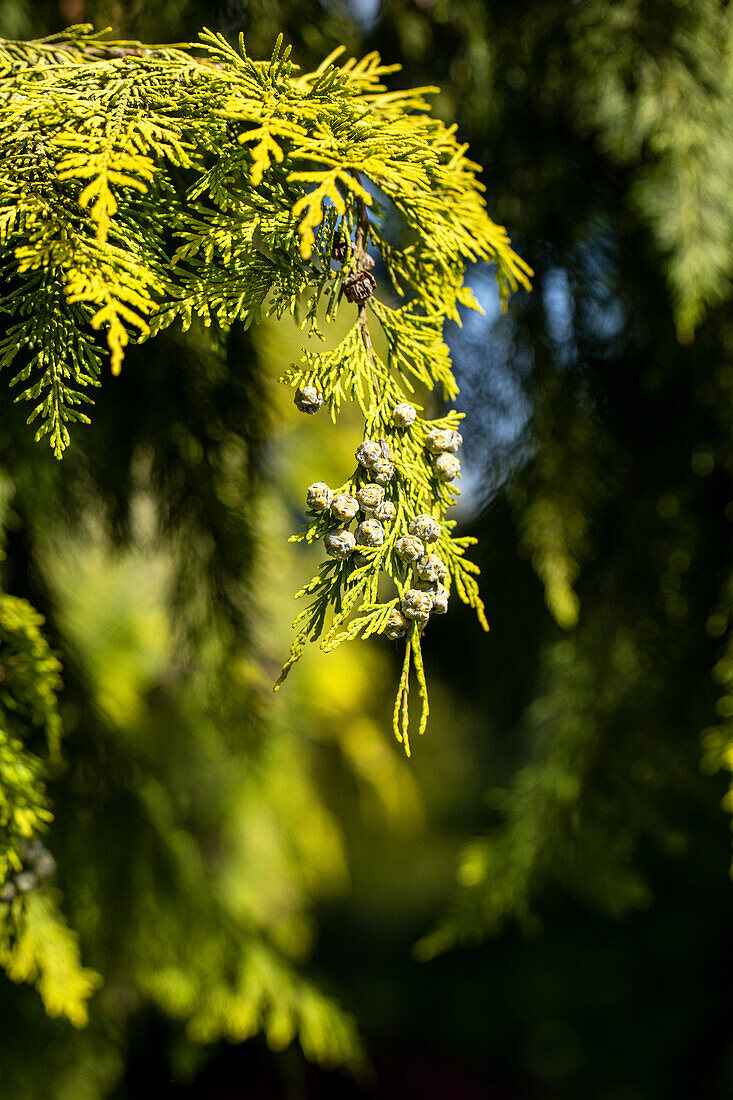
[0,25,532,748]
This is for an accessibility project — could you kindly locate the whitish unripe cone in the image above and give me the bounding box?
[14,870,38,894]
[416,553,447,584]
[395,535,425,563]
[0,881,16,903]
[355,440,382,469]
[384,608,409,639]
[374,500,396,522]
[331,493,359,521]
[19,839,57,879]
[356,519,385,547]
[35,852,57,880]
[432,453,461,482]
[425,427,463,454]
[294,385,324,414]
[418,581,449,614]
[19,840,45,863]
[324,528,356,560]
[432,585,449,614]
[372,458,395,486]
[392,403,416,427]
[409,513,441,543]
[402,589,433,623]
[306,482,333,512]
[356,483,384,512]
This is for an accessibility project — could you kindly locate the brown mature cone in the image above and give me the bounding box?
[331,231,350,264]
[343,270,377,303]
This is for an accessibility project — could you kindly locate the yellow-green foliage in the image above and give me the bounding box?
[0,24,531,748]
[0,594,60,864]
[0,592,102,1026]
[12,513,386,1077]
[0,893,101,1027]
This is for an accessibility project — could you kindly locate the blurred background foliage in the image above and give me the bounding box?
[3,0,733,1097]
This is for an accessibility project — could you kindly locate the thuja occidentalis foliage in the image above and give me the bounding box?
[0,25,532,751]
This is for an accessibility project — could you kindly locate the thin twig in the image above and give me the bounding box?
[352,183,382,408]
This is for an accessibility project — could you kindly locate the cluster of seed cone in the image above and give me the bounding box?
[424,426,463,481]
[0,839,56,903]
[385,512,448,638]
[298,399,466,642]
[305,436,397,566]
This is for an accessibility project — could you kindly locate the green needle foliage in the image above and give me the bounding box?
[0,23,530,753]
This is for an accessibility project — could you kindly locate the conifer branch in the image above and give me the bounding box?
[0,25,532,749]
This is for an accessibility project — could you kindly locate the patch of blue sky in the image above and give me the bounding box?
[446,265,532,520]
[543,266,576,366]
[344,0,380,32]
